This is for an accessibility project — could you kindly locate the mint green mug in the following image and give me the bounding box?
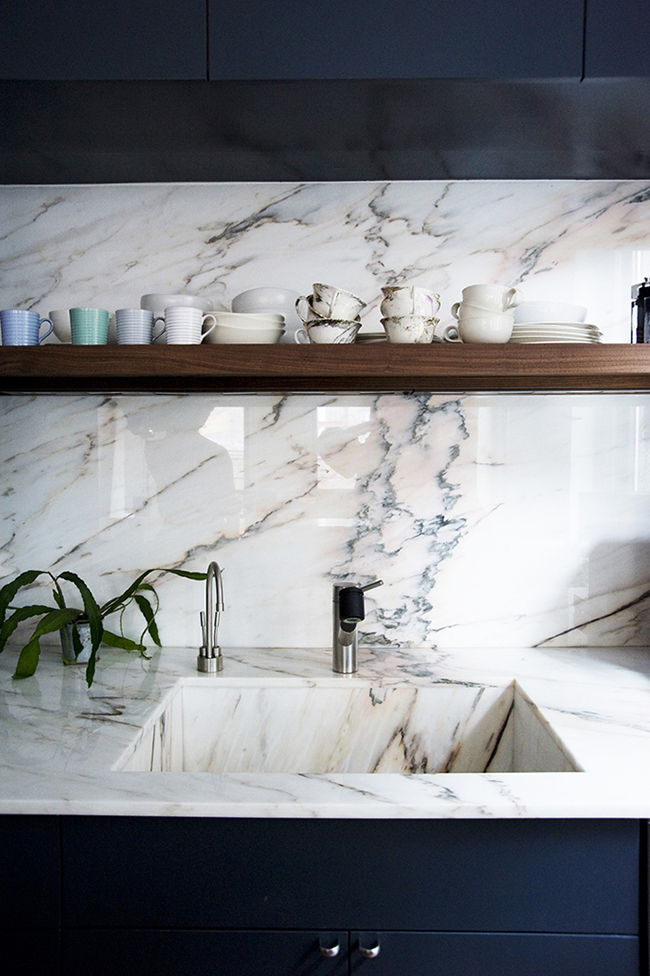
[69,307,109,345]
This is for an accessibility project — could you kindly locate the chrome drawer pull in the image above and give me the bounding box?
[319,935,340,958]
[358,933,380,958]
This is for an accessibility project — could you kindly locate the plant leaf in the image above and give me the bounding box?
[133,593,161,647]
[101,629,146,653]
[0,570,49,631]
[99,568,206,618]
[58,571,103,651]
[0,604,56,654]
[12,608,81,679]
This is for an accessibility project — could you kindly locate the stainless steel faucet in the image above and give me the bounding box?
[332,579,383,673]
[197,561,224,672]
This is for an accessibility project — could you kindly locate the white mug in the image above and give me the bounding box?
[115,308,165,345]
[460,284,522,312]
[310,283,365,320]
[380,286,440,318]
[155,306,218,344]
[295,319,360,344]
[454,311,514,343]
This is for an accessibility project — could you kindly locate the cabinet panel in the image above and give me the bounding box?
[349,931,640,975]
[64,929,349,976]
[585,0,650,78]
[0,814,60,929]
[209,0,583,80]
[0,0,206,79]
[61,817,639,935]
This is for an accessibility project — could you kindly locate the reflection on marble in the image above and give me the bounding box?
[3,391,650,652]
[1,180,650,340]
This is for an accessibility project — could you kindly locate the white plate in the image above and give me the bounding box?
[509,337,601,344]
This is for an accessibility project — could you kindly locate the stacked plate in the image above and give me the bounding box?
[509,322,602,344]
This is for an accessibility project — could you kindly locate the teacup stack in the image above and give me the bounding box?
[451,284,522,343]
[380,286,441,343]
[295,283,365,344]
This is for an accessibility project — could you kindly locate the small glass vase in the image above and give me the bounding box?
[60,621,94,665]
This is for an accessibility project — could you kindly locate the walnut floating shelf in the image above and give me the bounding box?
[1,344,650,394]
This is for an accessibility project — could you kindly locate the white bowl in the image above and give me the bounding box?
[213,311,285,328]
[205,325,285,344]
[514,301,587,324]
[232,287,300,312]
[141,293,212,316]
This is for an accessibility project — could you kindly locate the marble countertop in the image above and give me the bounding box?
[2,641,650,819]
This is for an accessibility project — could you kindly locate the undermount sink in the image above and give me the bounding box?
[117,678,579,775]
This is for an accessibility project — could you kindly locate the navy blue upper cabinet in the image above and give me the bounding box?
[0,0,206,79]
[208,0,584,80]
[585,0,650,77]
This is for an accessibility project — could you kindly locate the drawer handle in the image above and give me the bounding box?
[319,935,340,958]
[359,933,380,958]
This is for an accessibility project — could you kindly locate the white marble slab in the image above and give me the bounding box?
[3,392,650,652]
[2,643,650,818]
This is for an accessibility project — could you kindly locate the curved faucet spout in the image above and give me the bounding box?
[198,561,224,673]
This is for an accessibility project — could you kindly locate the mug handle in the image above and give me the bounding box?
[38,317,54,343]
[200,313,217,341]
[295,296,314,325]
[451,302,462,321]
[503,288,523,310]
[152,318,166,342]
[294,327,310,344]
[440,323,463,343]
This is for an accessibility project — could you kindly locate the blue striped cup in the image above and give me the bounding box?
[0,309,54,346]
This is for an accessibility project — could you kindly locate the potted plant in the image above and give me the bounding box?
[0,566,206,687]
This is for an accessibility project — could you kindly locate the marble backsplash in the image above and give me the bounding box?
[2,179,650,654]
[2,390,650,651]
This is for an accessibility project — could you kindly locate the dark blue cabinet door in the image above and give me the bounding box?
[349,932,640,975]
[64,930,349,976]
[0,815,60,928]
[208,0,584,80]
[0,0,206,79]
[585,0,650,77]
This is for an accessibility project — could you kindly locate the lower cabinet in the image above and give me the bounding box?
[0,815,642,975]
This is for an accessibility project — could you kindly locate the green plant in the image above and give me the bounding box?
[0,567,206,687]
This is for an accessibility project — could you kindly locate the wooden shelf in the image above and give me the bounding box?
[2,344,650,394]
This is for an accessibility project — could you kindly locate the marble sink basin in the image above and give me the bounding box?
[117,677,579,775]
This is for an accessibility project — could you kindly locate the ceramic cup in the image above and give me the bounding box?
[69,307,110,345]
[295,296,329,325]
[115,308,164,345]
[0,309,53,346]
[294,319,361,344]
[380,315,439,343]
[459,284,522,313]
[454,310,515,343]
[303,283,366,321]
[155,306,218,344]
[380,286,441,318]
[49,309,72,343]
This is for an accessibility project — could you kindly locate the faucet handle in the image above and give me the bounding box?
[361,579,383,593]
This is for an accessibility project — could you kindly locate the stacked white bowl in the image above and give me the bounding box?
[204,311,285,344]
[231,287,301,343]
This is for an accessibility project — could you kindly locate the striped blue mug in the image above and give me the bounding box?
[0,309,54,346]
